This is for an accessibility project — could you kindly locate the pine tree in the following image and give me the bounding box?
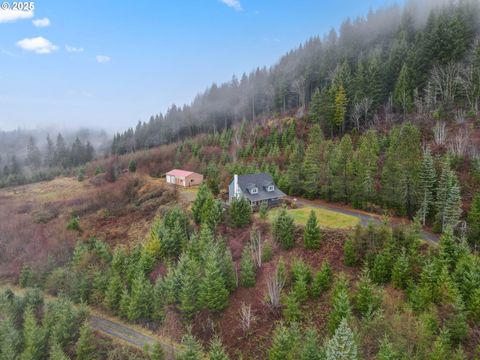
[192,184,214,224]
[376,338,400,360]
[301,327,322,360]
[205,162,221,195]
[302,125,323,198]
[343,238,356,266]
[179,333,204,360]
[207,336,230,360]
[103,273,123,313]
[325,318,358,360]
[308,88,322,123]
[303,210,322,250]
[283,291,303,323]
[20,306,45,360]
[178,255,201,319]
[328,276,352,334]
[393,63,413,115]
[355,268,382,317]
[75,322,97,360]
[436,159,462,232]
[417,147,437,225]
[391,248,411,289]
[127,271,153,321]
[268,323,300,360]
[0,317,21,360]
[49,340,70,360]
[312,262,332,297]
[334,84,348,130]
[467,192,480,248]
[18,264,33,288]
[229,197,252,228]
[272,208,296,250]
[240,246,256,287]
[200,247,229,312]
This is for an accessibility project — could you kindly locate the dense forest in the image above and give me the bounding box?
[0,129,109,188]
[112,0,480,153]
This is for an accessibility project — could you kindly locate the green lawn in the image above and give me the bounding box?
[267,206,360,229]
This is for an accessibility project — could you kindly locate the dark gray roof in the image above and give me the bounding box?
[234,173,286,202]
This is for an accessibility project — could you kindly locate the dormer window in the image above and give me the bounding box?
[267,185,274,192]
[250,187,258,194]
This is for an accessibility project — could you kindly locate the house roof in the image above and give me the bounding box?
[233,173,286,202]
[166,169,195,177]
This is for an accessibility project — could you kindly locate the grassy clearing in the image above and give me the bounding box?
[267,206,360,229]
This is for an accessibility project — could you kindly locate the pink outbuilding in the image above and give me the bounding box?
[165,169,203,187]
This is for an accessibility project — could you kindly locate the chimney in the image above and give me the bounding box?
[234,174,238,197]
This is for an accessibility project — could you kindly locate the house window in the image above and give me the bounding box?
[250,187,258,194]
[267,185,274,192]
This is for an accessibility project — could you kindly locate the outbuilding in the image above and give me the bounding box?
[165,169,203,187]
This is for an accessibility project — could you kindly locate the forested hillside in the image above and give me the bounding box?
[112,0,480,153]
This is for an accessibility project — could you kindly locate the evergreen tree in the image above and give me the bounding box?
[391,248,411,289]
[334,84,348,131]
[128,159,137,173]
[127,271,153,321]
[325,318,358,360]
[393,63,413,115]
[308,88,322,123]
[343,239,356,266]
[303,210,322,250]
[436,159,462,232]
[302,125,323,198]
[20,306,45,360]
[207,336,230,360]
[179,333,204,360]
[177,254,201,319]
[355,268,382,317]
[49,340,70,360]
[268,323,300,360]
[240,246,256,287]
[467,192,480,248]
[283,292,303,323]
[328,276,352,334]
[192,184,214,224]
[0,317,21,360]
[417,147,437,225]
[272,208,296,250]
[312,262,332,297]
[18,265,33,288]
[200,247,229,312]
[376,338,400,360]
[205,162,220,195]
[75,323,97,360]
[103,274,123,313]
[301,328,322,360]
[229,197,252,228]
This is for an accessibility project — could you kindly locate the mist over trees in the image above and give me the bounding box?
[0,128,110,187]
[112,0,480,154]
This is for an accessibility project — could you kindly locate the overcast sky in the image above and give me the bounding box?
[0,0,403,132]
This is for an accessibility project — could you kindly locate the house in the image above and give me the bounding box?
[165,169,203,187]
[229,173,286,207]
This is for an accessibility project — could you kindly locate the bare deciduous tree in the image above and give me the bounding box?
[239,302,255,333]
[249,226,262,268]
[265,268,285,309]
[430,62,462,109]
[433,121,447,146]
[448,128,469,157]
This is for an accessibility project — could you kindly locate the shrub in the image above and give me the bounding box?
[128,159,137,173]
[67,215,81,232]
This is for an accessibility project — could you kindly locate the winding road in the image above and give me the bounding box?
[291,197,440,243]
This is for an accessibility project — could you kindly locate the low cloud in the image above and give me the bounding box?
[32,17,50,27]
[65,45,84,53]
[0,8,34,23]
[219,0,242,11]
[16,36,58,54]
[96,55,111,63]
